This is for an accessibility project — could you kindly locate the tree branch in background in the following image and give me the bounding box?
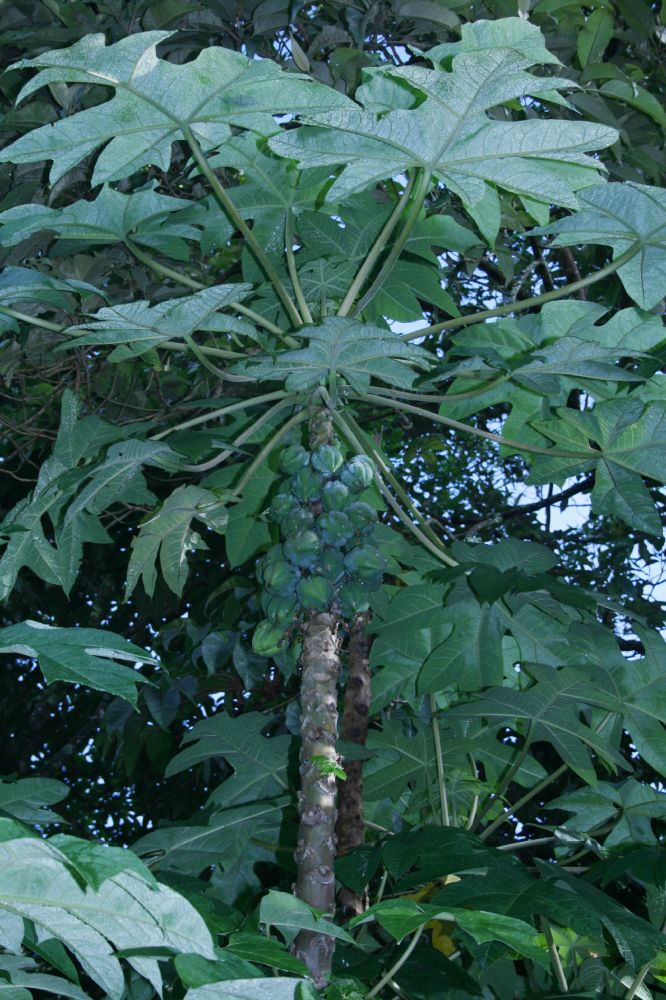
[462,476,595,537]
[336,613,372,917]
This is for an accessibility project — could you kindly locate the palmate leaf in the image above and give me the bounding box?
[432,854,666,970]
[509,338,645,396]
[132,798,290,875]
[65,285,252,360]
[534,861,666,971]
[0,183,200,261]
[184,980,306,1000]
[443,300,662,406]
[367,583,451,710]
[0,393,174,601]
[0,831,215,1000]
[363,720,430,801]
[571,624,666,775]
[269,25,616,213]
[165,712,290,806]
[0,956,92,1000]
[126,485,228,599]
[0,32,352,184]
[450,301,666,368]
[427,16,563,69]
[447,662,625,783]
[0,778,69,825]
[235,316,431,391]
[49,835,159,890]
[0,392,122,598]
[549,779,666,847]
[533,301,666,353]
[417,600,505,694]
[259,891,355,946]
[60,439,175,529]
[0,267,100,331]
[529,398,666,535]
[365,260,459,323]
[0,620,156,705]
[203,134,332,270]
[352,897,547,965]
[538,182,666,309]
[295,193,464,316]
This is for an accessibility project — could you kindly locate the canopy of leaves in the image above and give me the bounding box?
[0,2,665,999]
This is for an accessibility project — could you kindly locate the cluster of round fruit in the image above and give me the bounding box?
[252,443,386,657]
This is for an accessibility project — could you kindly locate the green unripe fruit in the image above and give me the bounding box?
[292,467,323,502]
[311,444,344,476]
[317,510,354,548]
[252,620,284,657]
[344,543,386,582]
[297,575,333,610]
[283,530,321,569]
[256,544,284,584]
[346,501,377,533]
[320,546,345,584]
[321,480,350,512]
[269,492,299,523]
[281,506,315,535]
[264,544,285,565]
[264,594,298,627]
[338,581,371,617]
[280,444,310,474]
[340,455,375,492]
[263,559,300,596]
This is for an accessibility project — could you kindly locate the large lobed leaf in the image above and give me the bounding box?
[0,829,215,999]
[65,285,252,361]
[0,621,156,706]
[0,183,201,261]
[538,182,666,309]
[126,485,228,599]
[234,316,432,391]
[165,712,290,805]
[0,392,175,600]
[529,399,666,536]
[269,19,617,218]
[0,32,353,184]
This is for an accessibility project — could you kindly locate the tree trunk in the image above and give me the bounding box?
[336,614,372,917]
[293,406,341,988]
[294,611,341,985]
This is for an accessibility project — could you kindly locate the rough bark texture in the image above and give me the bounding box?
[293,405,341,988]
[336,614,372,917]
[294,610,341,986]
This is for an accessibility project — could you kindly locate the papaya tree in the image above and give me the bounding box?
[0,5,665,999]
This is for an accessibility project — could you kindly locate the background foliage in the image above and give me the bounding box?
[0,1,665,998]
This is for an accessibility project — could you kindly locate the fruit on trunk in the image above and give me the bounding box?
[319,546,345,584]
[263,559,301,596]
[317,510,354,548]
[346,501,377,533]
[284,530,321,569]
[340,456,374,491]
[281,444,310,474]
[338,580,372,616]
[269,492,300,523]
[311,444,344,475]
[297,575,333,610]
[344,543,385,583]
[321,480,350,512]
[281,506,316,534]
[252,619,285,656]
[292,467,323,502]
[264,594,298,627]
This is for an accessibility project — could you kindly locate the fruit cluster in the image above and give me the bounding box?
[252,443,386,656]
